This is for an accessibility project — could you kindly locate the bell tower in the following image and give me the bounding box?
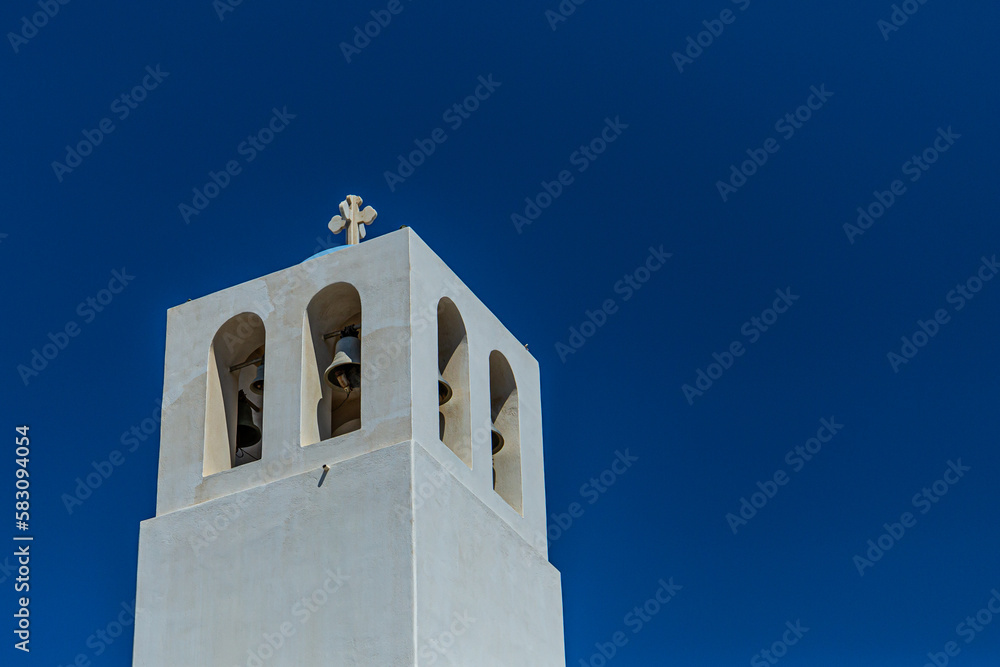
[132,198,566,666]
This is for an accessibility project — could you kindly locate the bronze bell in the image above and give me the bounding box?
[438,373,453,405]
[325,331,361,391]
[249,364,265,395]
[491,426,504,489]
[236,390,261,449]
[491,427,504,455]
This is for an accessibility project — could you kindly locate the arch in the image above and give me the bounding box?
[205,312,266,476]
[437,298,471,468]
[489,350,522,514]
[301,282,363,446]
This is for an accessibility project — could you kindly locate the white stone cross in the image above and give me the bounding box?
[329,195,377,245]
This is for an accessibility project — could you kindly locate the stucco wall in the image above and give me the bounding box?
[136,228,562,665]
[412,444,565,666]
[134,443,416,666]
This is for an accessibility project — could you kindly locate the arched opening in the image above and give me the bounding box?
[489,351,522,514]
[302,283,363,446]
[205,313,266,475]
[437,298,471,468]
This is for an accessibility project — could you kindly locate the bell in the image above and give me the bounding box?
[438,373,453,405]
[325,333,361,390]
[491,429,503,488]
[491,427,504,455]
[249,364,265,395]
[236,391,261,449]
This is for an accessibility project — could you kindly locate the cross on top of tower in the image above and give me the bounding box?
[329,195,377,245]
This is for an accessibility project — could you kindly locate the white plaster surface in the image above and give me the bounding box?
[134,443,416,666]
[412,443,565,666]
[134,228,564,665]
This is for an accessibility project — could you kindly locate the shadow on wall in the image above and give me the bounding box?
[205,313,266,475]
[490,350,522,515]
[438,297,471,468]
[302,282,363,446]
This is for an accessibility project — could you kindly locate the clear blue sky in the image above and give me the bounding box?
[3,1,999,665]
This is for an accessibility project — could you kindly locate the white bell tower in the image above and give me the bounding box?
[132,200,566,666]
